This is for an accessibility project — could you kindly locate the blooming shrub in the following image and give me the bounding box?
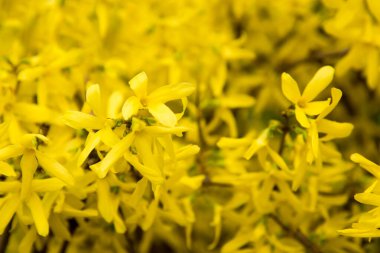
[1,0,380,252]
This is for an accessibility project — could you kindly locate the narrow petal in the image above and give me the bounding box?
[0,145,24,161]
[318,119,353,141]
[63,111,105,130]
[148,103,177,127]
[148,82,195,104]
[20,150,38,200]
[32,178,65,192]
[97,179,114,222]
[77,130,102,167]
[18,228,37,253]
[35,151,75,186]
[141,199,159,230]
[86,84,104,117]
[125,153,164,184]
[13,103,57,123]
[27,193,49,236]
[107,91,124,118]
[129,72,148,98]
[302,66,335,102]
[90,133,135,178]
[281,73,301,103]
[122,96,141,120]
[303,100,330,116]
[0,194,19,234]
[295,106,310,128]
[317,88,342,120]
[0,161,16,177]
[355,193,380,206]
[351,153,380,179]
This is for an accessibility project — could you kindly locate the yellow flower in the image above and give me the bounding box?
[281,66,334,128]
[122,72,195,127]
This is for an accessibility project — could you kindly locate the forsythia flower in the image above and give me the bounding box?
[281,66,334,128]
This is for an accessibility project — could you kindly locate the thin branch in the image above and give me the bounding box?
[268,214,323,253]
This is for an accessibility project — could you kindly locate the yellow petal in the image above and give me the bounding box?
[141,199,159,230]
[281,73,301,103]
[90,133,135,178]
[0,161,16,177]
[63,111,105,130]
[367,0,380,22]
[0,145,24,161]
[266,146,290,172]
[303,100,330,115]
[13,103,57,123]
[20,150,38,200]
[129,178,148,206]
[35,151,75,186]
[0,194,19,234]
[302,66,334,102]
[355,193,380,206]
[129,72,148,98]
[148,103,177,127]
[0,181,21,193]
[338,228,380,237]
[122,96,141,120]
[18,67,45,81]
[77,130,102,167]
[32,178,65,192]
[18,228,37,253]
[107,91,124,118]
[125,153,164,184]
[318,119,353,141]
[27,193,49,236]
[317,88,342,120]
[86,84,104,117]
[208,205,222,250]
[351,153,380,179]
[148,82,195,104]
[97,179,114,222]
[295,105,310,128]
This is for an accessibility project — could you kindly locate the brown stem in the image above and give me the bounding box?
[0,220,12,253]
[268,214,323,253]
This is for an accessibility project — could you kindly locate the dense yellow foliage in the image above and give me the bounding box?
[1,0,380,252]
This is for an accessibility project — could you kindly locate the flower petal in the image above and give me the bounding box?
[318,119,353,141]
[0,194,19,234]
[20,150,38,200]
[86,84,104,117]
[148,103,177,127]
[281,73,301,103]
[351,153,380,179]
[63,111,105,130]
[97,179,114,222]
[0,145,24,161]
[317,88,342,120]
[295,106,310,128]
[303,100,330,116]
[148,82,195,104]
[77,130,102,167]
[302,66,334,102]
[0,161,16,177]
[122,96,141,120]
[90,133,135,178]
[35,151,75,186]
[27,193,49,236]
[129,72,148,98]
